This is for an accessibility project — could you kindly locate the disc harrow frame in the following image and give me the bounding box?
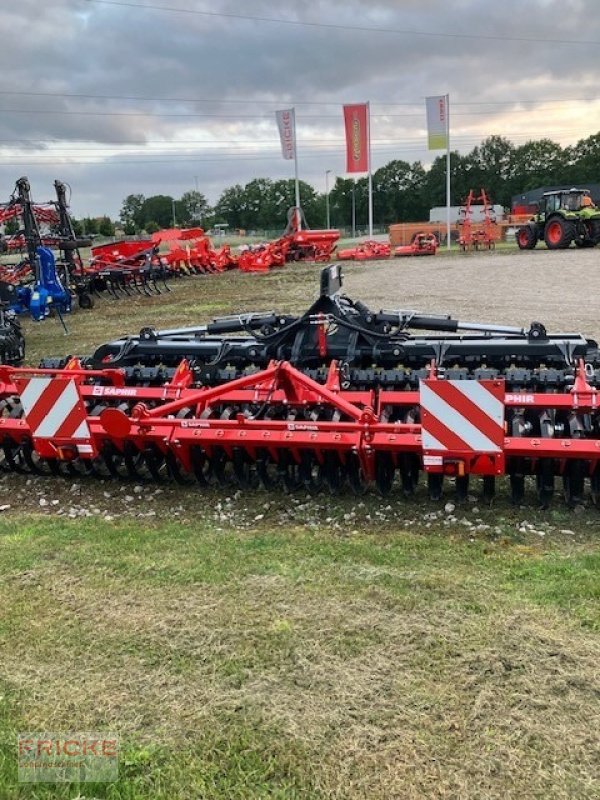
[2,350,600,507]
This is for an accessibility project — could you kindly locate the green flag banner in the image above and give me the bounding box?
[426,95,449,150]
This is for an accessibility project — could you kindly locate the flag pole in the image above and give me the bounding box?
[367,101,373,238]
[293,108,301,230]
[445,93,451,251]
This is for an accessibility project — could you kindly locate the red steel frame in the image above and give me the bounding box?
[0,359,600,485]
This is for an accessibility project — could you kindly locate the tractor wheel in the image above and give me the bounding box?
[586,220,600,245]
[516,225,538,250]
[544,217,575,249]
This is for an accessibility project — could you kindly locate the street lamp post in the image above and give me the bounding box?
[325,169,332,229]
[171,197,177,227]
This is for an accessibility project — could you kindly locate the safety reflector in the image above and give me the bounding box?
[420,379,505,454]
[14,375,96,458]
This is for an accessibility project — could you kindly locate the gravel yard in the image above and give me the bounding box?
[342,247,600,338]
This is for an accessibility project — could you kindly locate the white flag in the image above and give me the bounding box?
[276,108,296,160]
[426,95,449,150]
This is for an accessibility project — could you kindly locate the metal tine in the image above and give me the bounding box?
[537,459,555,509]
[3,441,30,474]
[482,476,495,505]
[131,271,144,295]
[165,450,195,485]
[455,475,470,502]
[563,459,586,509]
[232,447,259,489]
[375,452,395,496]
[322,450,344,494]
[427,473,444,501]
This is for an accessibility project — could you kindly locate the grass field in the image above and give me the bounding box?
[1,253,599,798]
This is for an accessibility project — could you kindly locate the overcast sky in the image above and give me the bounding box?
[2,0,599,218]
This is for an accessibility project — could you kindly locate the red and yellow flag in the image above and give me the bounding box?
[343,104,369,173]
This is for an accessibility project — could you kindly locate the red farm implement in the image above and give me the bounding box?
[279,206,339,262]
[86,239,169,298]
[394,231,438,257]
[338,240,391,261]
[457,189,498,251]
[153,228,238,275]
[5,264,600,509]
[238,242,286,273]
[237,207,339,271]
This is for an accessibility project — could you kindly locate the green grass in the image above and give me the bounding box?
[0,515,599,799]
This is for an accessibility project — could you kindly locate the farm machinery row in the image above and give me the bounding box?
[0,177,166,315]
[0,178,93,320]
[0,178,340,320]
[157,208,339,275]
[338,232,438,261]
[2,264,600,509]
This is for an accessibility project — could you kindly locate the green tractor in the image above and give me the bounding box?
[516,188,600,250]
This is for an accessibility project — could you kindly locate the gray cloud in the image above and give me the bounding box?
[0,0,598,216]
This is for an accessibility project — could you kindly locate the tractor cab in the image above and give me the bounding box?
[538,189,594,218]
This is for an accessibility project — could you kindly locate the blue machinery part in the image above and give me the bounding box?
[11,246,71,322]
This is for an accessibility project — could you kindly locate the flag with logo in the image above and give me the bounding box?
[426,95,449,150]
[343,104,369,173]
[275,108,296,160]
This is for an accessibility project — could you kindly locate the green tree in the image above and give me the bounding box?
[373,160,427,224]
[214,184,246,229]
[119,193,145,231]
[511,139,567,191]
[145,220,160,233]
[97,216,115,237]
[566,132,600,185]
[241,178,275,229]
[268,179,324,228]
[178,190,210,226]
[140,195,176,229]
[81,217,99,235]
[471,136,516,206]
[270,179,296,224]
[424,151,464,208]
[329,177,357,230]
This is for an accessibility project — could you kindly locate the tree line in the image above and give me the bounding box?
[77,132,600,235]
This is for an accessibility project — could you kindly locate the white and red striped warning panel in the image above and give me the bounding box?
[14,375,96,458]
[419,379,505,470]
